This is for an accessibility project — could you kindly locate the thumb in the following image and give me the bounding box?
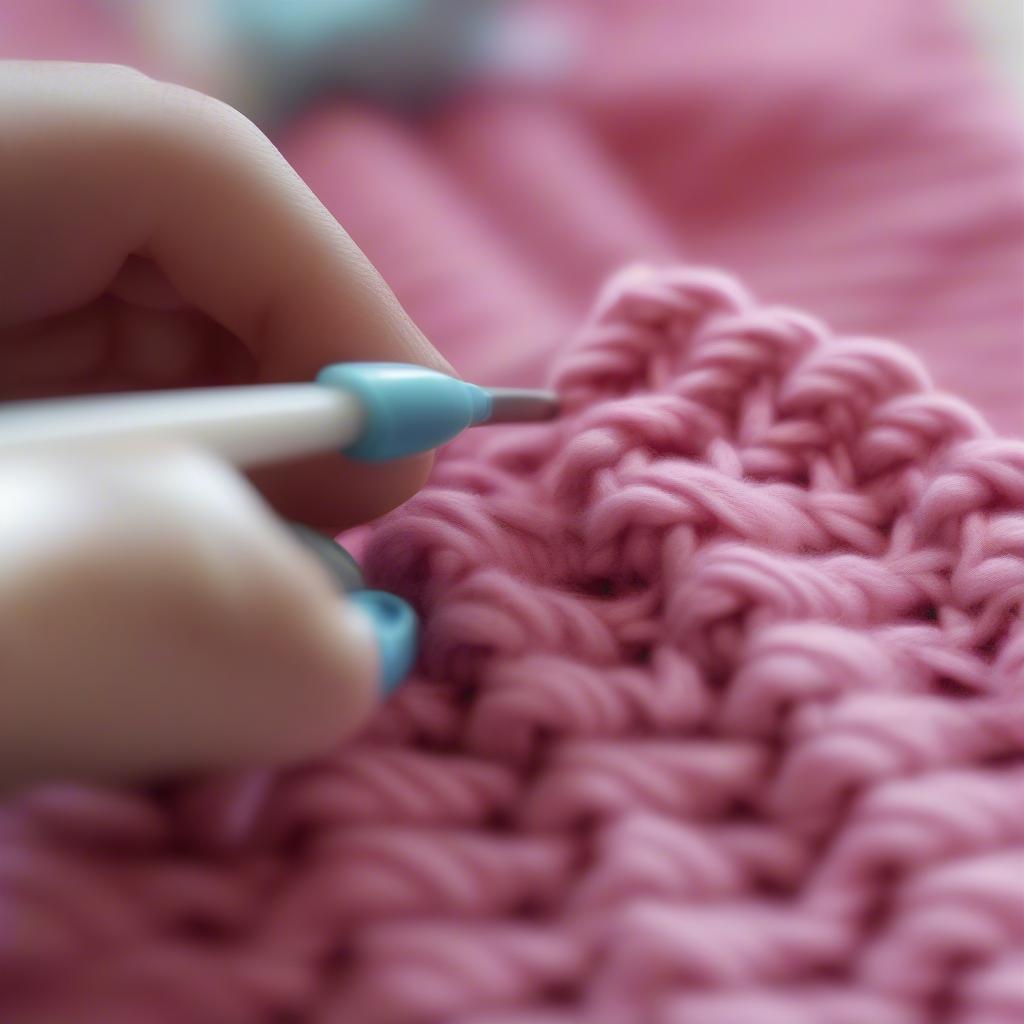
[0,446,397,790]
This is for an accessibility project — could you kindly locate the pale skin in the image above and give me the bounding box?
[0,61,451,790]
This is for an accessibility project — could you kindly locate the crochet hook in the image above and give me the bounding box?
[0,363,560,465]
[0,364,558,690]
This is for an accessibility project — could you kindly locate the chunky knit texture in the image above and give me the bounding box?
[0,2,1021,1021]
[1,265,1022,1023]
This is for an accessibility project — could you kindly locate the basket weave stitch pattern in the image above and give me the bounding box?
[1,266,1023,1023]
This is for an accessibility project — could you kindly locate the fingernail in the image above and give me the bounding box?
[348,590,419,695]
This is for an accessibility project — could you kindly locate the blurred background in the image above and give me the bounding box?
[0,0,1021,432]
[962,0,1024,101]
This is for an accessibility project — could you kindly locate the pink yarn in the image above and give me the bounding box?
[0,2,1021,1021]
[1,265,1023,1023]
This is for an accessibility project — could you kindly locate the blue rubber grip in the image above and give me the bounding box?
[348,589,419,694]
[317,362,493,462]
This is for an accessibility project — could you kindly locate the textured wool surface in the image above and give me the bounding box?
[2,265,1023,1022]
[0,2,1022,1022]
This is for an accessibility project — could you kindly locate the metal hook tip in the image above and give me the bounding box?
[484,388,561,423]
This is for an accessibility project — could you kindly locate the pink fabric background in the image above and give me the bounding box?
[0,0,1020,429]
[0,2,1022,1022]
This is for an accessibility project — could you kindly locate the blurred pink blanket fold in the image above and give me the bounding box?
[278,0,1024,433]
[0,2,1022,1022]
[0,0,1020,430]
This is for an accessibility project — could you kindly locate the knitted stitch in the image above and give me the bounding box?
[1,266,1021,1023]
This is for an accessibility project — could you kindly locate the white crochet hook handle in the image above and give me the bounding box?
[0,363,559,466]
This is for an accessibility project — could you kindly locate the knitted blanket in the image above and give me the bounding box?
[0,2,1021,1021]
[2,265,1022,1022]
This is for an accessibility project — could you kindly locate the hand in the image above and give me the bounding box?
[0,62,447,789]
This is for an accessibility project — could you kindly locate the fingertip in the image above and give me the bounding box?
[256,587,420,766]
[247,451,433,530]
